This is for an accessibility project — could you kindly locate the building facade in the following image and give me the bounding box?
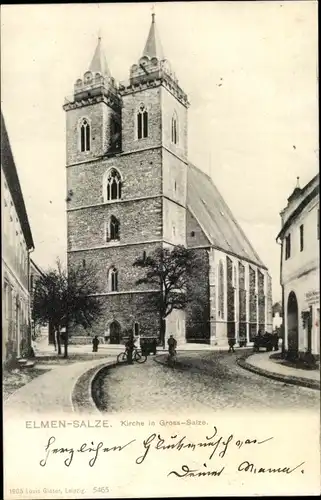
[272,302,283,332]
[277,175,320,358]
[1,112,35,363]
[29,259,49,341]
[64,15,272,346]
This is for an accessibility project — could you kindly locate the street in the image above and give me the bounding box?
[96,351,319,413]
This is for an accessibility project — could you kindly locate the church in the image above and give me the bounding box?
[63,14,273,347]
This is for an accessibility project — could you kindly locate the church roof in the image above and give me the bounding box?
[89,37,111,77]
[142,13,165,60]
[187,163,266,269]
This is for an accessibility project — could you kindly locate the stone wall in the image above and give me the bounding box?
[249,266,257,340]
[238,262,247,338]
[186,249,210,343]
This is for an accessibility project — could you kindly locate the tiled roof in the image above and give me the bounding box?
[1,112,34,250]
[187,163,266,269]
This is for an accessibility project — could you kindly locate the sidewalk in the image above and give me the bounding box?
[239,351,320,390]
[3,357,115,417]
[34,338,235,356]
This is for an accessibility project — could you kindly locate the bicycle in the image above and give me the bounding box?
[117,347,147,364]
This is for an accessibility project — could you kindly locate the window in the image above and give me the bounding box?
[134,322,139,336]
[82,259,86,268]
[80,118,90,152]
[299,224,304,252]
[4,282,9,320]
[285,234,291,260]
[137,104,148,139]
[218,260,225,319]
[109,216,120,241]
[108,267,118,292]
[171,112,178,144]
[105,168,122,201]
[142,251,147,261]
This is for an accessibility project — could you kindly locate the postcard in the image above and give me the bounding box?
[1,1,319,498]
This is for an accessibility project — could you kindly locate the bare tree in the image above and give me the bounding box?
[133,245,199,346]
[32,259,102,357]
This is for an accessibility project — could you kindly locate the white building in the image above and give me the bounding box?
[277,174,319,358]
[1,112,35,364]
[272,302,283,332]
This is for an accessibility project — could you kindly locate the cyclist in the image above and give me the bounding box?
[167,335,177,363]
[125,334,136,364]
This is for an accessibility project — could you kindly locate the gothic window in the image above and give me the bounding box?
[105,168,122,201]
[171,112,178,144]
[218,260,225,319]
[137,104,148,139]
[80,118,90,152]
[109,216,120,241]
[142,251,147,261]
[108,267,118,292]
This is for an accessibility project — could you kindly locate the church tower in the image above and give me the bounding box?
[64,16,190,345]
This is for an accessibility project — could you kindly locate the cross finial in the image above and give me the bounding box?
[296,176,300,188]
[151,5,155,23]
[98,28,102,41]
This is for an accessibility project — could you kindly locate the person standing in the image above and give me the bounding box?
[167,335,177,362]
[228,337,236,353]
[92,335,99,353]
[126,334,136,364]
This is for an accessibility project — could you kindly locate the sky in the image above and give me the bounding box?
[1,1,318,302]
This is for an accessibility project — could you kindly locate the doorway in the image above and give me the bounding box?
[287,291,299,356]
[109,321,121,344]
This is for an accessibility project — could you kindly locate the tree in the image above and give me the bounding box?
[133,245,200,347]
[32,260,103,357]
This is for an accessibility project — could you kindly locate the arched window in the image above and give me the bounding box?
[108,267,118,292]
[137,104,148,139]
[171,112,178,144]
[105,168,122,201]
[80,118,90,152]
[108,215,120,241]
[218,260,225,319]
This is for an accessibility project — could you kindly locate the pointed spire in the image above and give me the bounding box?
[142,11,164,60]
[89,35,111,77]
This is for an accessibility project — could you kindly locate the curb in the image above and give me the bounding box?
[237,354,320,391]
[72,360,118,413]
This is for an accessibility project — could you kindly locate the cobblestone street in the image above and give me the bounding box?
[96,351,319,413]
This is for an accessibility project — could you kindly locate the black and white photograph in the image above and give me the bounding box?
[2,2,319,498]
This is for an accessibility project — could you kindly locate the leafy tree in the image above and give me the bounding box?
[133,245,200,346]
[32,260,102,357]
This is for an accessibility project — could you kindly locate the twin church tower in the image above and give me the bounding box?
[64,14,273,346]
